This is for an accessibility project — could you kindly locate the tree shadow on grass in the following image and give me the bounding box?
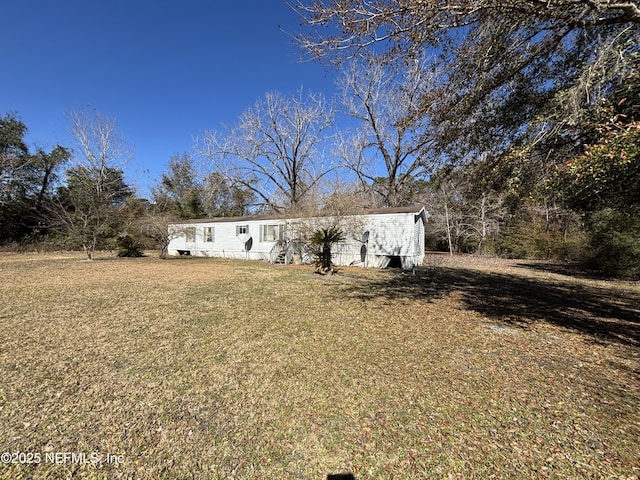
[341,266,640,349]
[515,261,615,281]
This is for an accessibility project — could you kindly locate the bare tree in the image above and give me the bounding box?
[140,209,184,259]
[424,166,505,255]
[336,55,435,207]
[425,178,466,255]
[199,90,336,214]
[53,108,133,260]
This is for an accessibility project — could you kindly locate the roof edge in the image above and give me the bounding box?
[169,205,428,225]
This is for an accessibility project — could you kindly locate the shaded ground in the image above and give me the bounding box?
[340,257,640,350]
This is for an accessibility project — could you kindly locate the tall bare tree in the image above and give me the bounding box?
[336,55,435,207]
[54,108,133,259]
[200,90,336,213]
[423,165,507,255]
[139,208,184,259]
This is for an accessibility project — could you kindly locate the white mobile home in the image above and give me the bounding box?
[167,206,429,269]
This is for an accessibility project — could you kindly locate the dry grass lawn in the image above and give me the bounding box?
[0,252,638,479]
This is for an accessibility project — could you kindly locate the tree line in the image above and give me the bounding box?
[1,1,638,276]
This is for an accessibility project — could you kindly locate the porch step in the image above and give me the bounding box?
[274,249,287,264]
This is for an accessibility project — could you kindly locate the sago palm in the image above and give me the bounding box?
[308,227,345,274]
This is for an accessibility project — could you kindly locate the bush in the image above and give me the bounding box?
[497,204,588,261]
[116,233,145,258]
[585,208,640,278]
[498,221,588,261]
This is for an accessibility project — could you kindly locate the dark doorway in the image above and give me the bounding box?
[387,255,402,268]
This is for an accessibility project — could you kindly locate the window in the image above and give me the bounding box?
[204,226,214,243]
[236,225,248,235]
[261,224,284,242]
[185,227,196,243]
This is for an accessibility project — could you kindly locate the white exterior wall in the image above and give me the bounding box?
[333,212,425,269]
[168,208,427,269]
[168,219,285,261]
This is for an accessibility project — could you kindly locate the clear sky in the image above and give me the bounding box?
[1,0,338,197]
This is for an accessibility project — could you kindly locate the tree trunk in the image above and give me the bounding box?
[479,193,487,255]
[83,243,93,260]
[443,186,454,256]
[322,244,332,271]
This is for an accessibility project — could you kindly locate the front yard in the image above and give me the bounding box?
[0,253,638,479]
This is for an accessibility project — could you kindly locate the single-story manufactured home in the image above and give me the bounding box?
[167,205,429,269]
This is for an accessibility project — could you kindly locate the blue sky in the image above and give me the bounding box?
[1,1,339,197]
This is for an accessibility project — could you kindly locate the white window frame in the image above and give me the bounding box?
[204,226,214,243]
[235,225,248,236]
[260,224,284,242]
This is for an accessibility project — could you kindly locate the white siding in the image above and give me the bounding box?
[168,207,428,269]
[339,211,425,269]
[364,213,415,256]
[168,220,282,260]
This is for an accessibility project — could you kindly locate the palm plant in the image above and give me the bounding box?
[116,232,145,257]
[308,226,346,274]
